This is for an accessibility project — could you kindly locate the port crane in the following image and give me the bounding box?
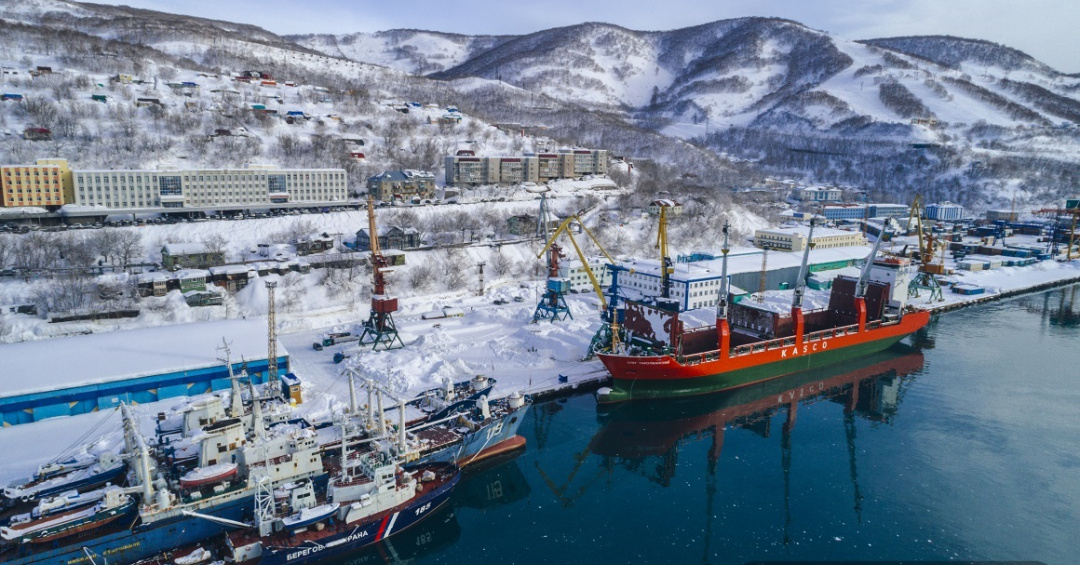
[534,215,624,356]
[905,194,944,302]
[653,199,678,311]
[358,194,404,350]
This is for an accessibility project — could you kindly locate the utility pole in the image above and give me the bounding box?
[477,262,486,296]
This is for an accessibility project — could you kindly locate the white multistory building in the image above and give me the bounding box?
[73,164,347,210]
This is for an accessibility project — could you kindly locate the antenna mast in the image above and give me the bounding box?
[265,280,278,386]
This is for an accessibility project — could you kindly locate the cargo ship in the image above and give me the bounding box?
[597,222,930,403]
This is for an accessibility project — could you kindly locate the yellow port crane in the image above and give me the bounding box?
[654,200,676,305]
[905,193,944,301]
[537,215,615,311]
[536,215,621,353]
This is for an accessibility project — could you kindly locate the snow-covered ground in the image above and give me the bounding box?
[2,213,1079,486]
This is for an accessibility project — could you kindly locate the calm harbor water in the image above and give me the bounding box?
[328,284,1080,565]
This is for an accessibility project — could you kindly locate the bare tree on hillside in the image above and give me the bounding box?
[115,231,144,269]
[202,233,228,261]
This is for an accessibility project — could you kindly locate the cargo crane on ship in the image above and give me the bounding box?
[358,194,404,350]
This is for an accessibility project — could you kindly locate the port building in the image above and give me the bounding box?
[0,318,287,427]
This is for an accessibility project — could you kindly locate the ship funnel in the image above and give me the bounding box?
[471,375,489,392]
[507,391,525,410]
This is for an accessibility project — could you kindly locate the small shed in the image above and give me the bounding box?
[173,269,209,293]
[136,272,168,297]
[184,290,223,307]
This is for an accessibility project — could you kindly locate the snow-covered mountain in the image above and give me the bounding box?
[4,2,1080,208]
[289,30,512,76]
[312,18,1080,132]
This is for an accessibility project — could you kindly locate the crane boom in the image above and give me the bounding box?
[537,215,614,310]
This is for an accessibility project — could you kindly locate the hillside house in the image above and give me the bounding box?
[91,94,108,103]
[507,214,537,236]
[294,234,335,255]
[173,269,209,293]
[209,265,255,292]
[1,93,23,102]
[355,226,421,251]
[647,199,683,216]
[135,98,163,108]
[161,243,226,270]
[23,127,51,141]
[136,272,168,297]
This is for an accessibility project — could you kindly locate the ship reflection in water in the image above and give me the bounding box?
[589,344,924,548]
[317,454,531,565]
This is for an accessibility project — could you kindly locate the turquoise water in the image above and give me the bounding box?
[331,285,1080,565]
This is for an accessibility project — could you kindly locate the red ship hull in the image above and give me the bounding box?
[597,309,930,403]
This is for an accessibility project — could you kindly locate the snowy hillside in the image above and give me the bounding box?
[2,2,1079,210]
[289,30,512,76]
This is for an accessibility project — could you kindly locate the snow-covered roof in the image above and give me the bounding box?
[622,245,872,280]
[173,268,210,279]
[209,265,255,275]
[755,226,860,238]
[163,243,209,255]
[0,318,282,399]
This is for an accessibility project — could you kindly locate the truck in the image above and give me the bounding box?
[312,331,359,350]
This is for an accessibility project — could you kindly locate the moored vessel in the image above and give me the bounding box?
[597,222,931,403]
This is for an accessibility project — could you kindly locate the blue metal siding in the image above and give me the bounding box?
[1,356,288,426]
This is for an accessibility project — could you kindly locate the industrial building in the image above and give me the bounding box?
[753,226,867,251]
[822,203,911,221]
[925,201,965,221]
[796,186,843,202]
[617,245,872,312]
[0,318,287,427]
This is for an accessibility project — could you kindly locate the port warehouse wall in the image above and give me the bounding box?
[0,356,288,427]
[0,318,281,427]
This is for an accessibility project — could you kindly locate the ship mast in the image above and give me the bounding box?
[790,219,815,344]
[715,221,732,357]
[715,222,731,321]
[791,219,815,311]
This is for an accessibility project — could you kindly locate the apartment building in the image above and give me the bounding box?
[0,158,73,208]
[366,170,436,202]
[445,148,608,187]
